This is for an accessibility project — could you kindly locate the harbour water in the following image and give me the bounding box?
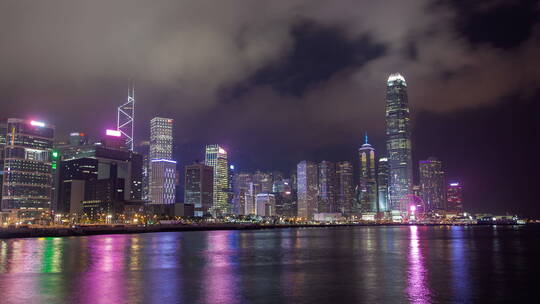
[0,225,537,303]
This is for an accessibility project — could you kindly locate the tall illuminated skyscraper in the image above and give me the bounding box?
[336,161,354,215]
[205,145,229,214]
[358,133,378,212]
[297,160,318,220]
[318,161,337,213]
[150,117,173,160]
[419,157,446,212]
[117,84,135,151]
[377,157,390,212]
[0,120,7,203]
[446,182,463,213]
[1,119,55,217]
[185,163,214,216]
[386,73,413,211]
[149,117,175,205]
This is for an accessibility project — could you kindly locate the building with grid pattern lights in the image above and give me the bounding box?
[150,117,173,160]
[205,144,229,215]
[385,73,413,211]
[149,117,176,205]
[1,118,55,218]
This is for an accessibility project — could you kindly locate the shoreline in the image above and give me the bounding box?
[0,222,526,239]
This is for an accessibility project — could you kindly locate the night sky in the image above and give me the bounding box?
[1,1,538,216]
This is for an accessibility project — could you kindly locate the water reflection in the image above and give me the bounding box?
[203,230,239,304]
[79,236,127,304]
[450,226,470,302]
[0,226,536,303]
[407,226,431,303]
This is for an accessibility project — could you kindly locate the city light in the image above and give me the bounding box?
[150,159,177,164]
[30,120,45,127]
[230,165,235,170]
[106,129,121,137]
[450,182,460,186]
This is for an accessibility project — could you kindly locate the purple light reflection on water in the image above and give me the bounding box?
[203,230,240,304]
[79,236,127,304]
[407,226,431,304]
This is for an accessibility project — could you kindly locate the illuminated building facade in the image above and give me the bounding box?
[446,182,463,213]
[149,159,176,205]
[233,172,252,215]
[336,161,354,215]
[205,144,229,214]
[255,193,276,216]
[117,84,135,151]
[0,121,7,202]
[318,161,337,213]
[149,117,176,205]
[386,73,413,211]
[1,119,55,215]
[297,160,318,219]
[358,134,378,212]
[55,132,143,216]
[150,117,173,160]
[419,157,446,212]
[185,163,214,216]
[69,132,88,146]
[377,157,389,212]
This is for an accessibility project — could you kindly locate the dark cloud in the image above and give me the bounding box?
[250,20,386,96]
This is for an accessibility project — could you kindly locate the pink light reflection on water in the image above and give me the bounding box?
[203,230,239,304]
[407,226,431,304]
[79,236,127,304]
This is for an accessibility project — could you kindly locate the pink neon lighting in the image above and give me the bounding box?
[106,129,121,137]
[30,120,45,127]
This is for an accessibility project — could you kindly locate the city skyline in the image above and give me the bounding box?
[0,2,537,304]
[0,1,538,218]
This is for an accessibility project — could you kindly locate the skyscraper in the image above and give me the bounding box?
[386,73,413,211]
[150,117,173,160]
[149,160,176,205]
[205,145,229,215]
[446,182,463,213]
[117,84,135,151]
[336,161,354,215]
[377,157,390,212]
[0,120,7,203]
[185,163,214,216]
[1,119,55,217]
[419,157,446,212]
[149,117,175,205]
[358,133,378,213]
[318,161,337,213]
[233,172,252,215]
[297,160,318,220]
[255,193,276,216]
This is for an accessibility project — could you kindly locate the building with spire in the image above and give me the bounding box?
[385,73,413,211]
[358,133,378,213]
[117,84,135,151]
